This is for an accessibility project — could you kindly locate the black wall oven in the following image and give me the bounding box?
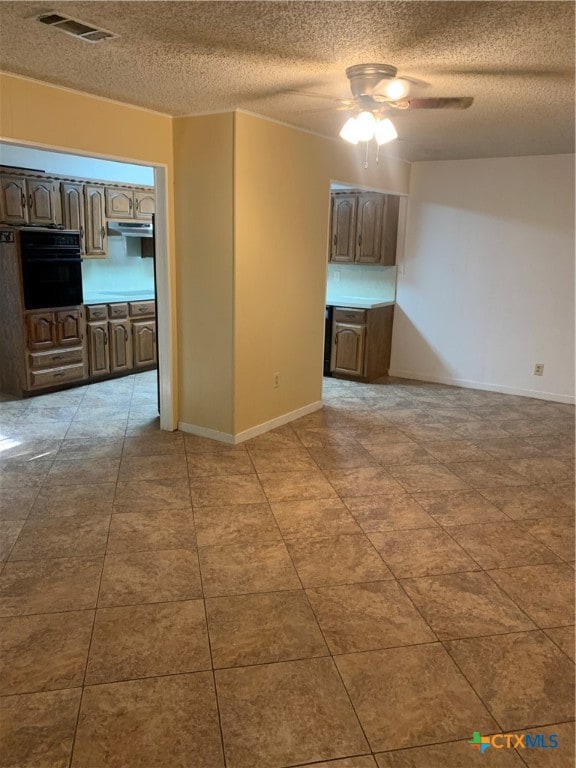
[19,229,83,310]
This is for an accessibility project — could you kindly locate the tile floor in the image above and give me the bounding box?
[0,371,574,768]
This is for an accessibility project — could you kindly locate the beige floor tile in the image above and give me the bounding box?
[544,626,575,661]
[271,498,362,539]
[343,494,437,532]
[293,427,362,449]
[122,431,185,456]
[475,437,546,460]
[401,423,458,441]
[45,458,120,486]
[489,563,575,627]
[300,760,377,768]
[245,424,302,447]
[543,482,575,509]
[478,485,574,520]
[519,517,575,561]
[65,422,127,439]
[216,658,369,768]
[9,515,109,561]
[412,489,507,526]
[287,534,393,587]
[506,458,574,484]
[107,509,196,553]
[448,522,562,569]
[0,556,103,616]
[206,590,328,668]
[30,483,116,518]
[365,443,438,466]
[184,433,248,454]
[402,571,535,639]
[114,478,191,511]
[446,631,575,731]
[86,600,210,684]
[187,451,256,477]
[0,487,38,520]
[447,460,527,488]
[258,469,338,501]
[0,460,53,489]
[375,740,525,767]
[0,520,24,561]
[194,502,281,546]
[56,438,124,461]
[415,439,493,463]
[199,540,300,597]
[0,611,93,695]
[72,673,224,768]
[324,466,405,497]
[454,422,518,440]
[118,453,188,481]
[368,528,480,578]
[98,549,202,606]
[248,446,318,473]
[354,427,416,448]
[386,463,468,492]
[307,581,435,653]
[335,644,497,752]
[307,444,379,469]
[529,434,575,459]
[0,688,82,768]
[189,474,266,506]
[515,722,575,768]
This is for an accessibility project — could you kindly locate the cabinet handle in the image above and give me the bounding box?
[134,199,139,212]
[129,198,133,211]
[79,225,84,240]
[124,329,129,342]
[104,332,108,345]
[53,372,66,378]
[100,226,106,240]
[138,307,147,312]
[28,194,33,210]
[52,354,63,360]
[358,234,362,247]
[21,192,26,209]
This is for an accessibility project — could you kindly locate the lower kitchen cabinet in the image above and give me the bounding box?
[87,321,110,378]
[109,319,134,373]
[330,305,394,382]
[132,320,157,369]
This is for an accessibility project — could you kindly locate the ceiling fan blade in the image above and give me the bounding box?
[282,89,353,106]
[390,97,474,110]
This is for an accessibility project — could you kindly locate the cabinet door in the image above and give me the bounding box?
[330,195,357,263]
[380,195,400,266]
[84,186,107,258]
[0,177,27,224]
[87,322,110,377]
[331,322,366,377]
[133,190,155,220]
[27,312,57,350]
[55,308,83,347]
[109,320,134,373]
[132,320,157,369]
[105,188,133,218]
[26,180,57,225]
[355,193,383,264]
[61,183,86,254]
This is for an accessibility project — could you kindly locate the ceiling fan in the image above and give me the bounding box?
[288,63,473,154]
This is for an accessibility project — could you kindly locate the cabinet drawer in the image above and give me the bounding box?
[129,301,155,317]
[108,302,128,319]
[86,304,108,321]
[29,346,84,370]
[333,308,367,324]
[29,363,85,389]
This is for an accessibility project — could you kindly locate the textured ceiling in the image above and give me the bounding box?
[0,1,574,162]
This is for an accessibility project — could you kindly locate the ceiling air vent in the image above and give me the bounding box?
[37,12,119,43]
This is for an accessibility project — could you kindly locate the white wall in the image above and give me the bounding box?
[82,236,155,296]
[0,143,154,184]
[391,154,575,402]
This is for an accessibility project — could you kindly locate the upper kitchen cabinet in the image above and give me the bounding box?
[61,182,86,254]
[105,187,155,220]
[328,190,400,266]
[0,175,58,226]
[84,185,107,258]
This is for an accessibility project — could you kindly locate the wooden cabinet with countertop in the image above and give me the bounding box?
[86,301,155,379]
[330,305,394,382]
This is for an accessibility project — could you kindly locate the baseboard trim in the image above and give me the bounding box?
[178,400,324,445]
[388,368,575,405]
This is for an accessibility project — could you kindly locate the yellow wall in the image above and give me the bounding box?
[173,114,235,433]
[233,112,410,434]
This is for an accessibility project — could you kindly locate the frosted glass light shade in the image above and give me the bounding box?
[385,79,409,100]
[355,111,376,141]
[339,117,359,144]
[374,117,398,145]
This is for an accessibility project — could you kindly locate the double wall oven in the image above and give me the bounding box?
[19,228,83,310]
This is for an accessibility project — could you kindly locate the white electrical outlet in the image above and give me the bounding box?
[534,363,544,376]
[273,372,280,388]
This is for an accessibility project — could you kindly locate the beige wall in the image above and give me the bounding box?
[233,112,410,434]
[173,114,235,433]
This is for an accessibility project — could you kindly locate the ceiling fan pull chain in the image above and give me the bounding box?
[364,142,369,169]
[376,143,380,164]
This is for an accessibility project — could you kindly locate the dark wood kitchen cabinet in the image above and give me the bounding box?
[105,187,155,220]
[84,185,107,258]
[61,182,86,254]
[87,321,110,377]
[0,176,58,226]
[330,305,394,382]
[132,320,157,369]
[109,318,133,374]
[86,302,154,378]
[329,191,400,266]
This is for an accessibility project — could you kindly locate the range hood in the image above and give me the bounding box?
[107,220,153,238]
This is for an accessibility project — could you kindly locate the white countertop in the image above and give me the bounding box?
[326,295,395,309]
[83,290,155,305]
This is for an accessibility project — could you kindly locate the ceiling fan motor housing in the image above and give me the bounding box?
[346,63,398,98]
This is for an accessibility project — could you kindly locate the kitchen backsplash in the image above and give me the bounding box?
[82,236,155,295]
[327,264,397,301]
